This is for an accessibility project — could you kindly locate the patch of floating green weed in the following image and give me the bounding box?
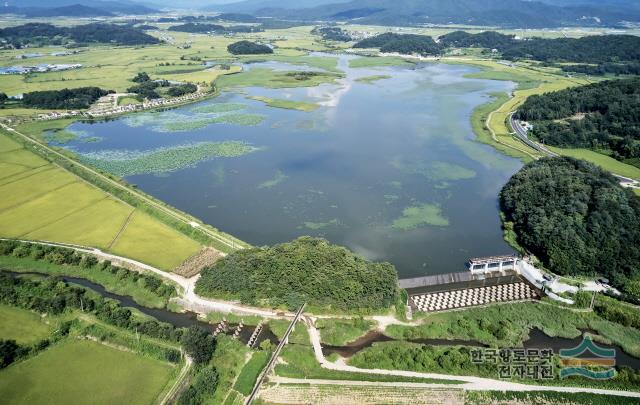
[80,136,103,143]
[158,113,265,132]
[191,103,247,114]
[384,194,400,204]
[259,170,288,189]
[123,113,160,128]
[428,162,476,182]
[79,141,257,176]
[392,203,449,230]
[391,157,475,183]
[355,75,392,84]
[304,219,339,230]
[43,130,77,144]
[248,96,319,112]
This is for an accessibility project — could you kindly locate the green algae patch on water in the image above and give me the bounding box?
[80,141,258,176]
[303,219,340,230]
[159,114,265,132]
[355,75,392,84]
[248,96,320,112]
[392,203,449,230]
[191,102,247,114]
[258,170,288,189]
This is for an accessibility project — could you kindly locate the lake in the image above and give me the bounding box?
[61,55,520,278]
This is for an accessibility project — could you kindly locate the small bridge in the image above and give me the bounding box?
[246,304,306,405]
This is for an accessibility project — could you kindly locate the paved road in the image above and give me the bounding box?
[510,114,640,188]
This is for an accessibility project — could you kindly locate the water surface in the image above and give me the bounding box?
[64,56,521,278]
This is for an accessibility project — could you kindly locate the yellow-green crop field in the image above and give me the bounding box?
[0,132,201,270]
[0,339,175,405]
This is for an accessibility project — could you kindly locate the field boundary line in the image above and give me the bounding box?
[107,208,137,250]
[18,196,109,239]
[0,164,56,187]
[0,179,80,214]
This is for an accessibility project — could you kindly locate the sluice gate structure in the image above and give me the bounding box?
[399,255,542,313]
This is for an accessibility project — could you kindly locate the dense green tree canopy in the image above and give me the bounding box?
[354,33,441,56]
[0,23,159,47]
[516,78,640,163]
[500,157,640,287]
[22,87,111,109]
[195,237,398,311]
[227,40,273,55]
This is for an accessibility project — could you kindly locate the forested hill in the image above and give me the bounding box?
[195,237,398,311]
[439,31,640,65]
[0,23,160,47]
[515,78,640,164]
[500,157,640,290]
[356,31,640,67]
[353,33,441,56]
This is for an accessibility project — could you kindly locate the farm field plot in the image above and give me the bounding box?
[0,133,202,271]
[24,198,134,250]
[110,210,201,270]
[0,305,52,345]
[0,339,174,405]
[259,383,464,405]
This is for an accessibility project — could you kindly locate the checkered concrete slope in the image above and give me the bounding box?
[411,282,537,312]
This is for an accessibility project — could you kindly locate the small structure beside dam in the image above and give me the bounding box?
[400,255,542,313]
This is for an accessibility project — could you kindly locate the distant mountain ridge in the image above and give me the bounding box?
[221,0,640,27]
[1,1,157,16]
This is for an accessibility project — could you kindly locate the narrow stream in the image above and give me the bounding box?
[1,270,278,346]
[322,328,640,370]
[5,269,638,370]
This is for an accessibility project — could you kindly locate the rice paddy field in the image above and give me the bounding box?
[0,305,53,345]
[0,339,175,405]
[0,132,202,270]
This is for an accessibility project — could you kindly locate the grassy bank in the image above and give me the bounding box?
[548,147,640,180]
[316,317,375,346]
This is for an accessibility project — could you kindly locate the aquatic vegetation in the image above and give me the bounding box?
[355,75,392,84]
[248,96,320,112]
[123,113,161,128]
[79,141,257,176]
[303,219,339,230]
[428,162,476,182]
[392,203,449,230]
[159,113,265,132]
[80,136,103,143]
[259,170,288,189]
[191,103,247,114]
[384,194,400,204]
[43,128,90,144]
[391,157,476,183]
[43,130,77,144]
